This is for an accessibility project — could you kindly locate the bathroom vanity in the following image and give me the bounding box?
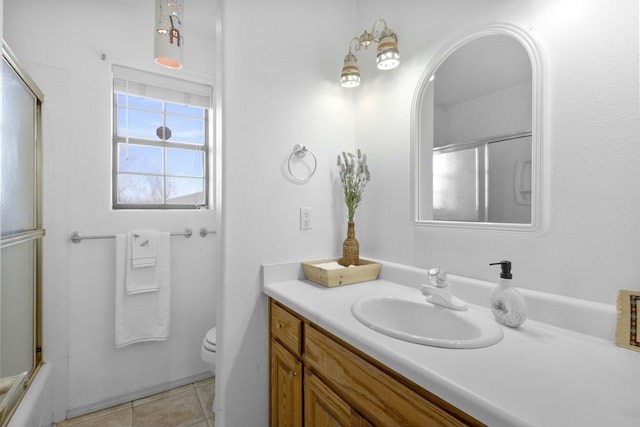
[263,260,640,427]
[270,299,482,426]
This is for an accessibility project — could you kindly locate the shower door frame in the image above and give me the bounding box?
[0,40,45,427]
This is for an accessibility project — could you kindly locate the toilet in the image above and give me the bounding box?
[201,327,217,375]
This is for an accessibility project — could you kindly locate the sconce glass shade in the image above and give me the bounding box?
[154,0,184,69]
[376,29,400,70]
[340,53,361,88]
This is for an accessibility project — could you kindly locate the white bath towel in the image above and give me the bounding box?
[125,230,161,294]
[131,229,158,268]
[115,232,171,348]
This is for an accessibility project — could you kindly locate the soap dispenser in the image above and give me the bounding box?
[489,261,527,328]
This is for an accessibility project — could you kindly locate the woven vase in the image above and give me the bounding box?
[339,221,360,267]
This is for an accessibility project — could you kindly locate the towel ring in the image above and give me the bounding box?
[287,144,317,183]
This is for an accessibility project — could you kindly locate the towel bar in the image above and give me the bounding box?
[199,227,216,237]
[70,228,194,244]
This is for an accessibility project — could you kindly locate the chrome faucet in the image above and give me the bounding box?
[420,267,468,311]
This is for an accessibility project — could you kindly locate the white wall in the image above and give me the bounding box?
[3,0,220,421]
[353,0,640,304]
[218,0,355,425]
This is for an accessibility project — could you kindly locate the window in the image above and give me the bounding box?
[112,65,213,209]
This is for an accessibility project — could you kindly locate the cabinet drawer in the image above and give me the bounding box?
[270,300,302,356]
[304,325,481,427]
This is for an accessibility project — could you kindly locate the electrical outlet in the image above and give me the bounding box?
[300,207,312,230]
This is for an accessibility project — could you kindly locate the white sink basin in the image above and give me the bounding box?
[351,295,504,349]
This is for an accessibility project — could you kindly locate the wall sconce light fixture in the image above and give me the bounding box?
[340,19,400,88]
[154,0,184,69]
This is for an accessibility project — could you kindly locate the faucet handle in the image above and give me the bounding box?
[427,267,448,288]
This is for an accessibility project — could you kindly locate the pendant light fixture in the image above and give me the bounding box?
[154,0,184,70]
[340,19,400,88]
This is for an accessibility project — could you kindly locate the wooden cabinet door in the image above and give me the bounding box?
[304,370,372,427]
[271,341,303,427]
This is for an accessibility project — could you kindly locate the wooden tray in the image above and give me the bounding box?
[302,259,382,287]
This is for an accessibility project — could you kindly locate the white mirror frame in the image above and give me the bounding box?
[411,23,544,232]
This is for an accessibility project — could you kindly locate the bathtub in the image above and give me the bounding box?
[7,364,53,427]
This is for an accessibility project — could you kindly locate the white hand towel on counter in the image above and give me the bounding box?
[131,229,158,268]
[126,230,160,294]
[115,232,171,348]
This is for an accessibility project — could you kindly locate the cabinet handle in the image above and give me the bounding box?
[288,370,298,379]
[277,322,285,330]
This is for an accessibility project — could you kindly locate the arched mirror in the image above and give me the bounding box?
[411,25,543,231]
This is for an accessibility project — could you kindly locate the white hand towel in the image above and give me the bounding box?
[131,229,158,268]
[115,232,171,348]
[126,231,160,294]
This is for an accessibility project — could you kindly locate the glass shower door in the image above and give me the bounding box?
[0,42,44,423]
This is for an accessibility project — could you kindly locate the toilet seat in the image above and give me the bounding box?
[203,327,217,352]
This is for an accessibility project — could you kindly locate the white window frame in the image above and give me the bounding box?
[112,65,213,210]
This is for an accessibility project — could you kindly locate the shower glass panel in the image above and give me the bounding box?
[1,242,35,376]
[433,147,483,221]
[487,136,532,224]
[0,42,44,425]
[432,135,531,224]
[1,58,36,236]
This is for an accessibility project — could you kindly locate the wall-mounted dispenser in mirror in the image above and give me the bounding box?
[411,24,544,231]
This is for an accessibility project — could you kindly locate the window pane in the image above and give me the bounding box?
[166,148,204,177]
[117,107,163,140]
[166,102,204,118]
[117,93,162,111]
[117,174,164,204]
[166,177,204,204]
[118,144,163,174]
[166,114,205,145]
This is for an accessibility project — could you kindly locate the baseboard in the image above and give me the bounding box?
[65,371,214,420]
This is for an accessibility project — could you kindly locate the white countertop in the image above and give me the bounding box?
[262,260,640,427]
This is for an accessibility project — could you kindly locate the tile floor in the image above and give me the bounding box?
[57,377,215,427]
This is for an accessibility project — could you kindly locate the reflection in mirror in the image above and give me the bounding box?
[412,25,542,231]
